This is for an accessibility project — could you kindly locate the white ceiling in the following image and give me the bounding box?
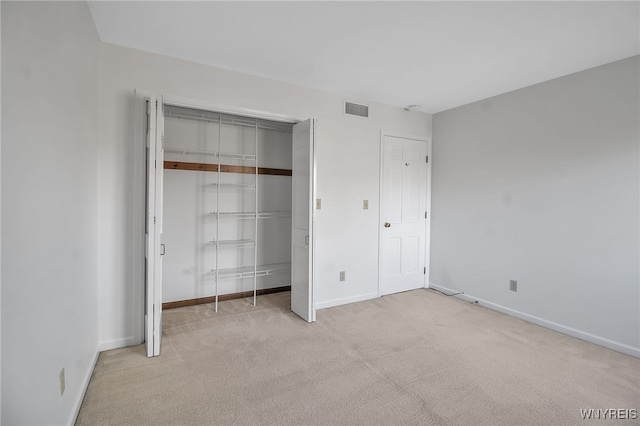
[88,1,639,114]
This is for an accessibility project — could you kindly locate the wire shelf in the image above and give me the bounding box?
[165,148,256,161]
[215,263,292,280]
[259,211,292,219]
[209,183,256,190]
[209,239,255,249]
[220,152,256,161]
[210,211,292,219]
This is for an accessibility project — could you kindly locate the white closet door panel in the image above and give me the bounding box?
[143,93,164,358]
[153,97,164,357]
[291,119,315,322]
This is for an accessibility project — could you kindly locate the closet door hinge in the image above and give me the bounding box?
[425,211,428,219]
[424,267,426,274]
[426,155,428,163]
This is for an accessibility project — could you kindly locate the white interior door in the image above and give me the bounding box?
[291,119,316,322]
[145,96,164,357]
[379,135,427,295]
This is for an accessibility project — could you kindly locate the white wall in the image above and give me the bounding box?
[1,2,100,424]
[98,43,431,348]
[431,56,640,356]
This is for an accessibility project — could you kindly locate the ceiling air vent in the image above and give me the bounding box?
[345,102,369,118]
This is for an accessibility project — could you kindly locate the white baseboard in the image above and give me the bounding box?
[98,336,137,352]
[315,292,379,310]
[429,283,640,358]
[69,349,99,426]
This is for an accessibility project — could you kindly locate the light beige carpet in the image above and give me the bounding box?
[77,290,639,425]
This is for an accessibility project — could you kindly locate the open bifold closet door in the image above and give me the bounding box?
[291,119,316,322]
[141,93,164,358]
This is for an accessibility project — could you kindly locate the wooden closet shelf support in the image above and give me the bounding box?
[164,161,292,176]
[164,161,217,172]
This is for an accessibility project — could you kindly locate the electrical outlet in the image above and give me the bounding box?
[316,199,322,209]
[339,271,345,281]
[510,280,518,292]
[363,200,369,210]
[59,368,65,397]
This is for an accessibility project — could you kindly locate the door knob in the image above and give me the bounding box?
[384,222,391,228]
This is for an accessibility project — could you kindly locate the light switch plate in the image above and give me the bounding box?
[316,199,322,209]
[339,271,345,281]
[363,200,368,210]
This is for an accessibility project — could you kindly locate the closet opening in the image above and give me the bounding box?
[161,105,294,313]
[141,93,315,357]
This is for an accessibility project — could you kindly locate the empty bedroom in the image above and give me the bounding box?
[1,1,638,425]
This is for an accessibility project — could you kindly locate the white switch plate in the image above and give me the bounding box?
[339,271,345,281]
[316,199,322,209]
[363,200,368,210]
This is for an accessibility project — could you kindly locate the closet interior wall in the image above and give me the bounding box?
[162,106,293,309]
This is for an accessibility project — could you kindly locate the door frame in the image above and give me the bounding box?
[377,131,432,296]
[134,92,315,345]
